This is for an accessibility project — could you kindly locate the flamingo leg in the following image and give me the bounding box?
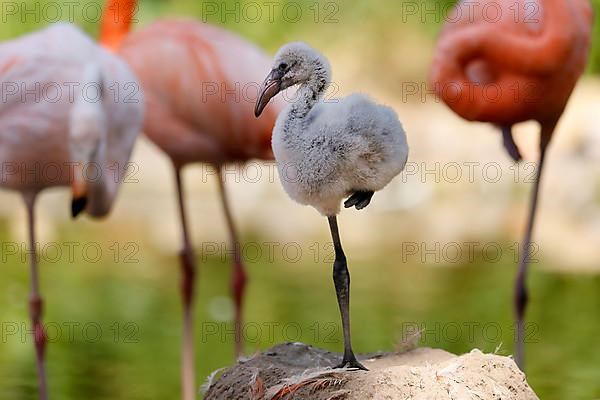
[514,137,549,370]
[327,216,367,371]
[216,167,247,358]
[174,167,197,400]
[23,194,49,400]
[501,125,522,163]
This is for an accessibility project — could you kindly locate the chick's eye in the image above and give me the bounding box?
[278,62,288,70]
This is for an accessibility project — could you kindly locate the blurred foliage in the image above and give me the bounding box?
[0,0,597,73]
[0,0,597,100]
[0,222,599,399]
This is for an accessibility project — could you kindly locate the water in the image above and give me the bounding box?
[1,227,599,399]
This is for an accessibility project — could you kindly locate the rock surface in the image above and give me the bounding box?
[203,343,539,400]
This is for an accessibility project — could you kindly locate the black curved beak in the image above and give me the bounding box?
[255,69,283,117]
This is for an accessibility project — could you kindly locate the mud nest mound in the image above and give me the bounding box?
[203,342,539,400]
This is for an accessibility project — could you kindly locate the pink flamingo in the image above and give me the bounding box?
[430,0,593,368]
[100,2,282,398]
[0,23,143,399]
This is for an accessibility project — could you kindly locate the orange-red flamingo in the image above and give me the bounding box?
[430,0,593,368]
[100,2,282,398]
[0,23,143,399]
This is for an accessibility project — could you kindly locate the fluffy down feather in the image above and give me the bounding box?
[269,43,408,215]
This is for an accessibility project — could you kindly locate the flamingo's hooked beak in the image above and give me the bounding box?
[71,163,88,218]
[255,69,283,117]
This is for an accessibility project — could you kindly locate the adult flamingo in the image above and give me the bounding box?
[0,23,143,399]
[100,2,282,398]
[430,0,593,368]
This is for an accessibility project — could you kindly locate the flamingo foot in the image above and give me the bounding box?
[344,191,374,210]
[335,353,368,371]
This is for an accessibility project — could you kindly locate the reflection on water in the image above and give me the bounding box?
[1,227,599,400]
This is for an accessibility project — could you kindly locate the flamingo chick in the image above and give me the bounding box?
[0,23,143,399]
[255,42,409,369]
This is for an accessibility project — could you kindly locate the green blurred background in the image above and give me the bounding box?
[1,1,600,399]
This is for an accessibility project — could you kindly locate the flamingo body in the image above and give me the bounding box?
[430,0,593,127]
[0,22,143,400]
[100,10,284,397]
[0,23,143,215]
[118,19,280,165]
